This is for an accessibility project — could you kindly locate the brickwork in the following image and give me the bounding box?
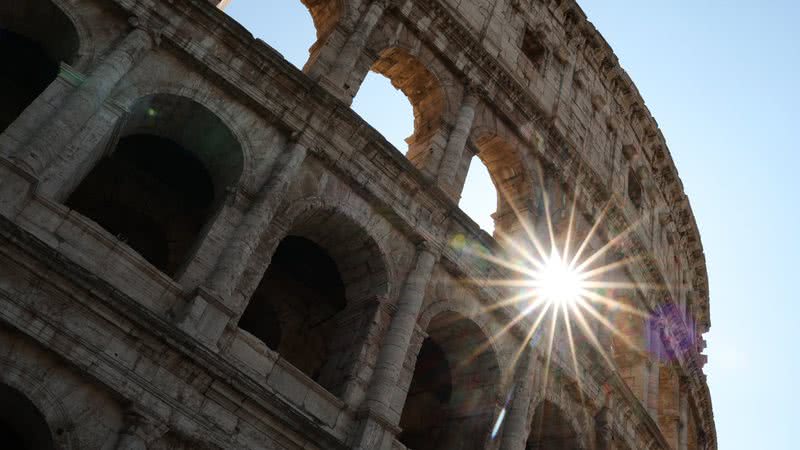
[0,0,714,449]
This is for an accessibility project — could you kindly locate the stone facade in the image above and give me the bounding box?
[0,0,715,449]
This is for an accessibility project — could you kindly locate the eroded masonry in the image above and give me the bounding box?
[0,0,715,449]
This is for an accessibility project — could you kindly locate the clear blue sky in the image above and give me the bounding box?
[226,2,800,448]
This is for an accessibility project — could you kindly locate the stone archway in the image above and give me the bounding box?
[399,311,501,450]
[527,400,582,450]
[0,0,80,133]
[0,382,55,450]
[66,94,244,277]
[239,207,390,399]
[465,132,537,237]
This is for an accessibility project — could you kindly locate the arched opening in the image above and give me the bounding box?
[627,167,643,210]
[352,48,443,160]
[0,383,54,450]
[240,209,389,398]
[224,0,341,70]
[399,312,500,450]
[609,291,652,406]
[465,135,535,237]
[240,236,346,382]
[460,156,497,233]
[0,0,79,132]
[527,400,580,450]
[66,94,243,276]
[352,72,414,151]
[657,365,681,447]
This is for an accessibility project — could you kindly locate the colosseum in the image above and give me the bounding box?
[0,0,715,449]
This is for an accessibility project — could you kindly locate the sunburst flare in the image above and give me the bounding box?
[466,165,667,440]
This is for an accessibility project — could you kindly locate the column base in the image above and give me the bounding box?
[352,409,402,450]
[0,156,38,217]
[174,286,235,351]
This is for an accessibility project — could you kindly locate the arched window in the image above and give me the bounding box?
[224,0,341,71]
[459,134,535,237]
[0,0,79,132]
[240,236,346,382]
[351,71,414,152]
[0,383,54,450]
[66,94,243,276]
[399,312,500,450]
[609,292,653,408]
[460,156,496,233]
[527,400,580,450]
[239,209,389,398]
[627,167,643,210]
[352,48,444,162]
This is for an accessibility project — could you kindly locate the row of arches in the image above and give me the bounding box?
[0,0,540,285]
[0,2,680,449]
[223,0,536,235]
[0,377,589,450]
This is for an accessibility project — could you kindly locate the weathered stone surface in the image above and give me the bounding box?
[0,0,714,449]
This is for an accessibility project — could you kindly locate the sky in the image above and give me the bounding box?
[225,2,800,448]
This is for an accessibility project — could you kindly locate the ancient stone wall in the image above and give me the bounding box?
[0,0,715,448]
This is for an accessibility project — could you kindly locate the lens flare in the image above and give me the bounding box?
[536,251,582,307]
[451,162,668,440]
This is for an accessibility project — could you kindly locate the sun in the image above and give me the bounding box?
[536,251,583,307]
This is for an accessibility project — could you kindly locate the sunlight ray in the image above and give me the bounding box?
[569,201,610,269]
[576,300,644,354]
[578,288,652,318]
[562,185,581,265]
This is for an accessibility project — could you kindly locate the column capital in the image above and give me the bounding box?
[415,240,440,258]
[127,16,161,47]
[115,407,167,449]
[463,84,486,104]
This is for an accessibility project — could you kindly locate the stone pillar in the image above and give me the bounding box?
[176,140,308,349]
[499,352,535,450]
[437,90,480,193]
[327,0,389,95]
[594,407,614,450]
[38,100,128,201]
[15,25,154,176]
[354,243,438,449]
[114,409,165,450]
[679,383,689,450]
[647,331,661,418]
[208,140,308,298]
[0,63,84,157]
[647,360,659,418]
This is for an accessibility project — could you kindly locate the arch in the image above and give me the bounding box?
[526,400,583,450]
[0,383,54,450]
[460,151,497,233]
[0,0,81,133]
[0,359,75,449]
[399,311,501,450]
[225,1,345,71]
[466,107,538,236]
[66,94,244,276]
[350,46,447,162]
[359,21,459,125]
[474,134,536,224]
[301,0,344,42]
[239,205,390,398]
[370,48,445,148]
[350,18,458,171]
[112,83,260,193]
